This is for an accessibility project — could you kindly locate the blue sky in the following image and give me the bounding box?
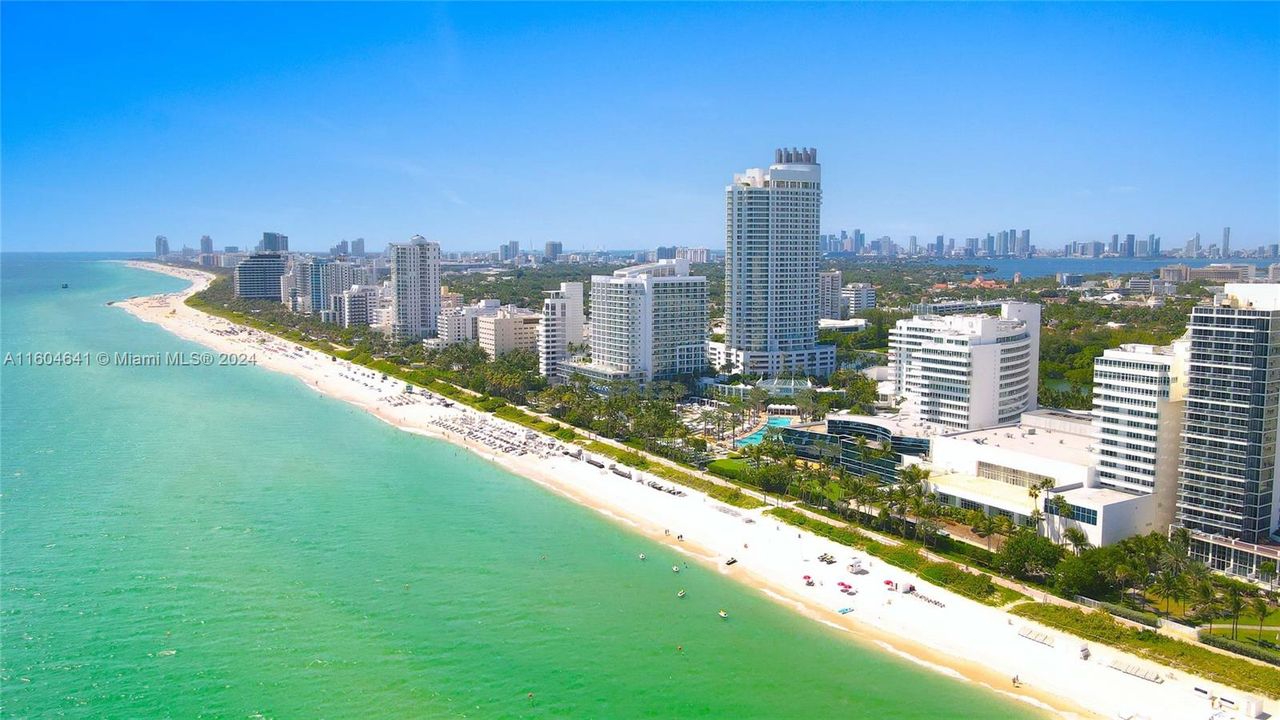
[3,2,1277,253]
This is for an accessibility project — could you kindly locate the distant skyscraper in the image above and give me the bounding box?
[1222,226,1231,257]
[817,270,844,320]
[723,147,835,377]
[499,240,520,262]
[655,245,678,260]
[544,240,563,261]
[351,238,366,256]
[388,235,442,341]
[199,235,213,255]
[154,235,170,258]
[935,235,945,256]
[261,232,288,253]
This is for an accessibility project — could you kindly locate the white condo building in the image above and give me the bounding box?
[842,283,877,315]
[888,302,1040,431]
[538,282,585,380]
[438,299,502,345]
[818,270,844,320]
[388,236,441,342]
[1091,343,1188,532]
[565,259,707,384]
[331,285,383,328]
[720,147,835,377]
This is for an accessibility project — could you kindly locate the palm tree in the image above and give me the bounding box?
[1191,580,1219,623]
[1250,595,1271,643]
[970,511,998,551]
[1261,560,1278,593]
[1155,569,1186,617]
[1225,585,1246,640]
[1063,526,1091,556]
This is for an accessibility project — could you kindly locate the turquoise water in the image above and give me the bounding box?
[931,255,1266,279]
[735,417,794,447]
[0,254,1041,718]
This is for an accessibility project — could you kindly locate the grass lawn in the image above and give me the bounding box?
[1206,625,1280,645]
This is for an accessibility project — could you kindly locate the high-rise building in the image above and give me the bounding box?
[1091,342,1189,530]
[723,147,835,377]
[261,232,289,253]
[544,240,563,262]
[154,235,170,258]
[565,259,707,384]
[1222,226,1231,257]
[888,302,1041,431]
[499,240,521,262]
[388,235,442,342]
[199,235,213,255]
[351,238,366,257]
[333,285,382,328]
[330,240,350,256]
[817,270,844,320]
[841,283,877,315]
[1177,284,1280,578]
[935,235,945,256]
[676,247,711,264]
[477,307,542,359]
[233,253,287,300]
[538,282,585,380]
[655,246,678,260]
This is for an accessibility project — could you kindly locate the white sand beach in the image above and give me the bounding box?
[113,261,1271,720]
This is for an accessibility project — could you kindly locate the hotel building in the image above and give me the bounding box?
[719,147,835,377]
[477,307,542,359]
[565,259,707,384]
[233,253,287,300]
[818,270,844,320]
[1091,342,1188,531]
[888,302,1040,431]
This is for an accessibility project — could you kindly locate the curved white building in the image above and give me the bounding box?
[888,302,1040,431]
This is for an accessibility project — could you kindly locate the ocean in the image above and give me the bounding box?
[0,253,1040,718]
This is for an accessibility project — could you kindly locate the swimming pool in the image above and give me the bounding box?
[734,416,793,447]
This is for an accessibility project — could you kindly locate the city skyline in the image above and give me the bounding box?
[3,3,1277,253]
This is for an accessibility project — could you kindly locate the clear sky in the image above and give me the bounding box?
[2,2,1277,253]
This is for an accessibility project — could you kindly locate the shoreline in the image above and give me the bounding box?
[110,260,1263,720]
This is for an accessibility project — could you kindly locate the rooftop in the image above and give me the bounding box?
[794,412,951,439]
[939,417,1094,467]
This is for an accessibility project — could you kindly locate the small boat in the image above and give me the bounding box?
[672,565,680,573]
[639,553,646,561]
[61,283,69,289]
[677,590,686,598]
[724,557,737,566]
[838,607,854,615]
[718,610,728,619]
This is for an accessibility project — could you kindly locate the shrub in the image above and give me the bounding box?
[1199,632,1280,667]
[1100,601,1161,628]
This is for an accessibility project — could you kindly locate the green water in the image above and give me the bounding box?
[0,255,1041,718]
